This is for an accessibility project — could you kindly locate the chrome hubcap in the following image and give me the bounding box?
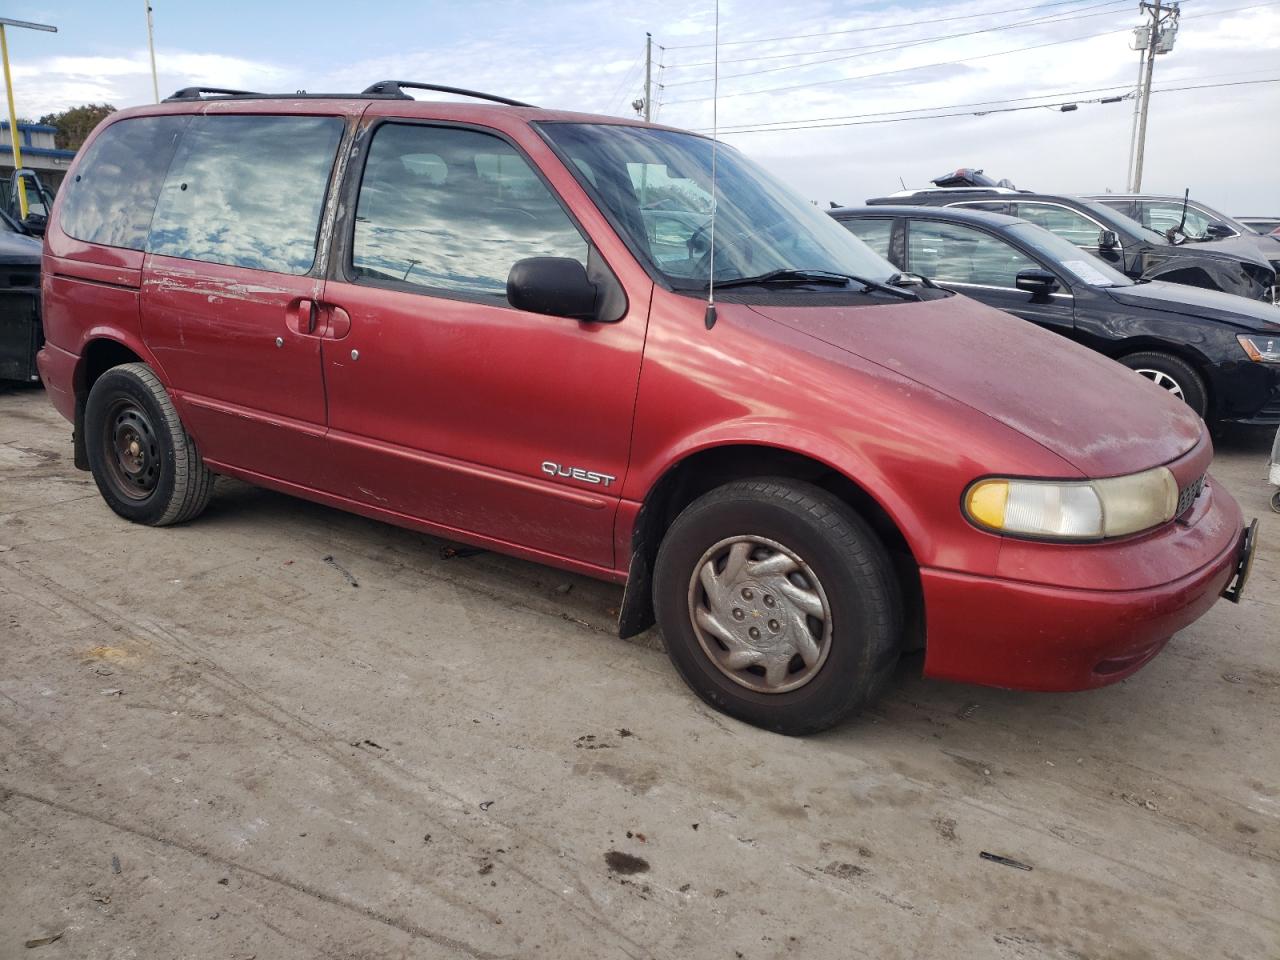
[1134,368,1184,400]
[687,536,832,694]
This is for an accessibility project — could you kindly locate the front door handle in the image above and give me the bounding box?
[286,297,319,336]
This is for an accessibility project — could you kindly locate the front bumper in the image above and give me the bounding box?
[920,480,1249,692]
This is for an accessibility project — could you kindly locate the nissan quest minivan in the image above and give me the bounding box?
[37,82,1257,734]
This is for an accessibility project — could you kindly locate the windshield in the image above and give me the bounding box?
[1007,223,1132,287]
[537,123,897,290]
[1077,199,1167,245]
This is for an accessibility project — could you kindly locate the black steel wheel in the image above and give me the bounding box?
[85,363,215,526]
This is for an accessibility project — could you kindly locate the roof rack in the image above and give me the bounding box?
[164,86,264,101]
[161,81,536,107]
[361,80,535,107]
[887,186,1023,197]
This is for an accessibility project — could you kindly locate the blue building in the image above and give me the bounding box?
[1,120,77,193]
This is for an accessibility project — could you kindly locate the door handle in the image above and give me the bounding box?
[286,299,351,339]
[286,297,319,336]
[300,298,319,334]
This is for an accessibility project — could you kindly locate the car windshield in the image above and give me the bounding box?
[1077,199,1167,245]
[1007,223,1132,287]
[537,122,898,290]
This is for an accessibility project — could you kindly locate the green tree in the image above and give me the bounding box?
[37,103,117,151]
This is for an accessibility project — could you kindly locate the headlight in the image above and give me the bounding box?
[964,467,1178,540]
[1238,334,1280,363]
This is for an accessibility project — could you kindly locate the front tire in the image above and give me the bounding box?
[84,363,215,526]
[1119,351,1208,419]
[653,479,902,735]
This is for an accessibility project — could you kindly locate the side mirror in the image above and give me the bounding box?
[1015,269,1060,297]
[1098,229,1119,251]
[1204,223,1233,239]
[507,257,599,321]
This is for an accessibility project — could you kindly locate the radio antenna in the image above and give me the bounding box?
[704,0,721,331]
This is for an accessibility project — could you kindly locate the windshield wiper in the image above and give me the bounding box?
[888,271,939,291]
[709,269,855,289]
[707,268,923,300]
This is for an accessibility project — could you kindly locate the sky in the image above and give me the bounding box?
[8,0,1280,213]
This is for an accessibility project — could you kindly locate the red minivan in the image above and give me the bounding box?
[37,82,1257,733]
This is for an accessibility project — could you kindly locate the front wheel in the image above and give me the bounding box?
[1119,351,1208,419]
[653,479,902,735]
[84,363,215,526]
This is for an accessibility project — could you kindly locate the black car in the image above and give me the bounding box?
[865,187,1277,305]
[0,210,43,383]
[1085,193,1280,276]
[831,204,1280,425]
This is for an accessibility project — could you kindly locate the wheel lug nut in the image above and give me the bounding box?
[763,595,775,607]
[769,619,780,632]
[748,627,761,640]
[732,608,745,621]
[741,588,754,600]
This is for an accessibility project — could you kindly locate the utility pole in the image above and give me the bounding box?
[144,2,160,104]
[643,32,652,121]
[1127,0,1180,191]
[0,17,58,221]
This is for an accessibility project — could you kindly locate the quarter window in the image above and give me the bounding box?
[1014,203,1104,249]
[147,115,344,275]
[59,115,190,251]
[352,123,588,299]
[907,220,1038,287]
[838,218,894,260]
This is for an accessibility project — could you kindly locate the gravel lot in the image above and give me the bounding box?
[1,382,1276,960]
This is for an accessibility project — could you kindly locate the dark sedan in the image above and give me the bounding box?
[0,211,42,383]
[865,188,1277,305]
[831,204,1280,425]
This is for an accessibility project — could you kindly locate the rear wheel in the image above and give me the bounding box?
[85,363,215,526]
[653,478,902,735]
[1119,351,1208,419]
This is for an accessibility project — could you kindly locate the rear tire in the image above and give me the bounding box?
[1119,351,1208,419]
[653,478,902,735]
[84,363,215,526]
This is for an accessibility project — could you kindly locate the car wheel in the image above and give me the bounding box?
[1119,351,1208,419]
[84,362,215,526]
[1271,490,1280,514]
[653,478,902,735]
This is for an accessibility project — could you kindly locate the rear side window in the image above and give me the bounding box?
[59,115,189,251]
[148,115,343,275]
[351,123,588,299]
[838,218,894,260]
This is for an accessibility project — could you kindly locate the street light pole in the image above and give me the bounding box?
[0,17,58,221]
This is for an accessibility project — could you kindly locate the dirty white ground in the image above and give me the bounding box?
[0,382,1276,960]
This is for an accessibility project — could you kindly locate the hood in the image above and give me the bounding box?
[1107,280,1280,332]
[0,229,40,264]
[1183,234,1275,271]
[749,294,1202,477]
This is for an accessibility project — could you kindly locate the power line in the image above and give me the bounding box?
[661,0,1106,50]
[664,1,1280,104]
[663,0,1130,81]
[701,81,1142,132]
[696,66,1278,133]
[709,76,1278,134]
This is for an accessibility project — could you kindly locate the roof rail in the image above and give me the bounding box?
[163,86,264,101]
[887,186,1022,197]
[361,80,535,107]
